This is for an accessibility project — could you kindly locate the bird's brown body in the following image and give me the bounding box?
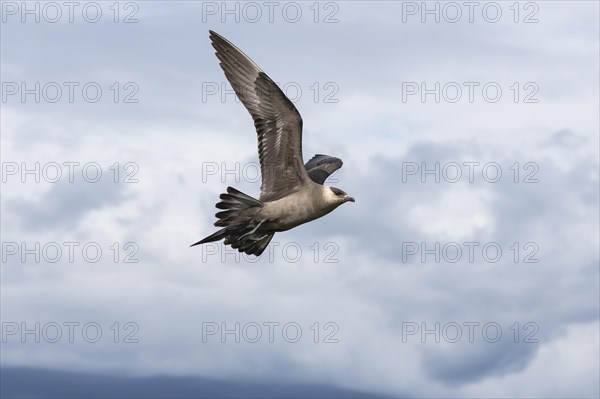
[259,184,343,232]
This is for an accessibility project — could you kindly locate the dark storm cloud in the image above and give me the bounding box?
[422,339,539,385]
[5,175,131,231]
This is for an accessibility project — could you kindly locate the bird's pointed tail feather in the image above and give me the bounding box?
[191,187,273,256]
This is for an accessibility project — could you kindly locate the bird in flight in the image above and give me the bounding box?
[191,30,354,256]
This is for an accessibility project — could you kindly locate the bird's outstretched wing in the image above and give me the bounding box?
[304,154,343,185]
[210,30,310,202]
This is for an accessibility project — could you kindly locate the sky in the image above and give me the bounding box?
[1,1,599,397]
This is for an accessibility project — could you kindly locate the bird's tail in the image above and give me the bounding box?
[191,187,274,256]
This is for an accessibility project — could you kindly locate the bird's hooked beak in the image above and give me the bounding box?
[345,196,355,203]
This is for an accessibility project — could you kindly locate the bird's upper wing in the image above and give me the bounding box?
[210,30,310,202]
[304,154,343,185]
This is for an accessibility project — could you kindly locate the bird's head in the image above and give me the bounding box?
[325,186,355,206]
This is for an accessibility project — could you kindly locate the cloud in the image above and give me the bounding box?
[6,175,132,232]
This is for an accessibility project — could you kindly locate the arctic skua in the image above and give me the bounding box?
[191,31,354,256]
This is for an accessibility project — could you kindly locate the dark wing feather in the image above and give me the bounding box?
[304,154,343,185]
[209,30,310,202]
